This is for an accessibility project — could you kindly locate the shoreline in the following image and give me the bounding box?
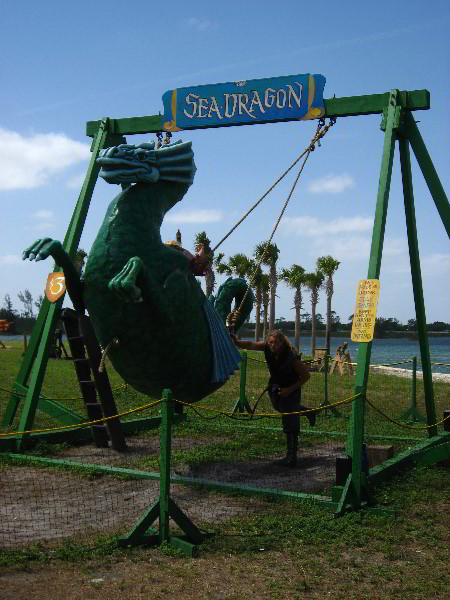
[369,365,450,383]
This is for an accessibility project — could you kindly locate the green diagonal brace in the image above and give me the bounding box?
[11,119,113,450]
[398,135,437,436]
[404,111,450,238]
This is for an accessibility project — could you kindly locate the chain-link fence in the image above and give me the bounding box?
[0,347,448,550]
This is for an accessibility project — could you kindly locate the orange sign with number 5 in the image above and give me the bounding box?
[45,272,66,302]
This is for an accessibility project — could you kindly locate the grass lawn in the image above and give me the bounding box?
[0,465,448,600]
[0,341,449,599]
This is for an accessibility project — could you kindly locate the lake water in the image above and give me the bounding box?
[245,335,450,374]
[2,334,449,374]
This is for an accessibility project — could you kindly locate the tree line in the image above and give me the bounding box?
[2,240,448,346]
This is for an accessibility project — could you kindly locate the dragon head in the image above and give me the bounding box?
[97,139,196,186]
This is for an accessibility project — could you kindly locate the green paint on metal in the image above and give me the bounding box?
[85,90,430,138]
[399,357,426,423]
[86,114,164,138]
[399,136,437,436]
[404,111,450,238]
[159,389,172,542]
[10,121,112,443]
[346,90,400,509]
[117,389,205,552]
[319,355,341,417]
[415,439,450,466]
[2,452,337,507]
[368,434,449,485]
[235,351,249,413]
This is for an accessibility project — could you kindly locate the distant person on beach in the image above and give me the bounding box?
[232,330,315,467]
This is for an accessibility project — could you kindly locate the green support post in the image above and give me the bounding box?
[320,354,341,417]
[338,90,400,515]
[118,389,205,556]
[400,357,425,423]
[159,389,172,543]
[233,351,252,414]
[398,134,437,436]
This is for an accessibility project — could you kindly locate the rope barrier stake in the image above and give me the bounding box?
[159,389,172,543]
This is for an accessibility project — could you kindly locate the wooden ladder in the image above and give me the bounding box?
[61,308,126,451]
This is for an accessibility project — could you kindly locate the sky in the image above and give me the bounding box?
[1,0,449,326]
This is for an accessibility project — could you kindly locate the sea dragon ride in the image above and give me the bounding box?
[23,140,254,401]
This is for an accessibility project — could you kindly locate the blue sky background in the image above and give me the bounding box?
[1,0,449,326]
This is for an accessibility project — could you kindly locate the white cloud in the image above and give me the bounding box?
[308,173,355,194]
[0,255,22,265]
[0,128,91,190]
[281,215,373,236]
[165,209,223,224]
[308,235,372,261]
[30,221,55,232]
[421,253,450,276]
[184,17,213,31]
[66,173,86,189]
[32,210,55,220]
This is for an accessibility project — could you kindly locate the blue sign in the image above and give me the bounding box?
[162,73,326,132]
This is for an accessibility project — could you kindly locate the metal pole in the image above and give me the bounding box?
[411,356,417,420]
[239,351,248,413]
[159,389,173,543]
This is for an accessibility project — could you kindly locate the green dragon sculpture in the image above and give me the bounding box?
[23,140,254,401]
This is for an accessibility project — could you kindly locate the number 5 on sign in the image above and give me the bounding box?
[45,272,66,302]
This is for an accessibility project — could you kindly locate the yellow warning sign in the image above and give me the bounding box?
[351,279,380,343]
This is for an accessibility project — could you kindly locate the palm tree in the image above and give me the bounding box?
[228,253,253,279]
[254,241,280,331]
[316,255,340,355]
[194,231,215,298]
[279,264,306,351]
[261,273,270,339]
[304,271,324,358]
[215,252,252,279]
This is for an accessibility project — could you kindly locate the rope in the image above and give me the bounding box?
[212,117,335,256]
[0,399,161,437]
[211,126,321,253]
[1,391,447,436]
[98,337,120,373]
[365,397,450,431]
[227,118,337,329]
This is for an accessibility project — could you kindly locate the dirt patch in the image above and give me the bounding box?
[1,440,343,548]
[176,444,343,494]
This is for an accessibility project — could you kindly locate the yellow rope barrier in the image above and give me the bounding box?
[0,399,161,437]
[365,398,450,431]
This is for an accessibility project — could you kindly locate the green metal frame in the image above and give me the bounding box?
[399,357,426,423]
[118,390,205,556]
[3,88,447,517]
[233,351,254,414]
[335,89,448,514]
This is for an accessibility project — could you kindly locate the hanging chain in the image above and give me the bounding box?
[156,131,173,149]
[226,117,337,333]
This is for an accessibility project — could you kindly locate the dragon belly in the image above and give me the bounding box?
[82,183,232,402]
